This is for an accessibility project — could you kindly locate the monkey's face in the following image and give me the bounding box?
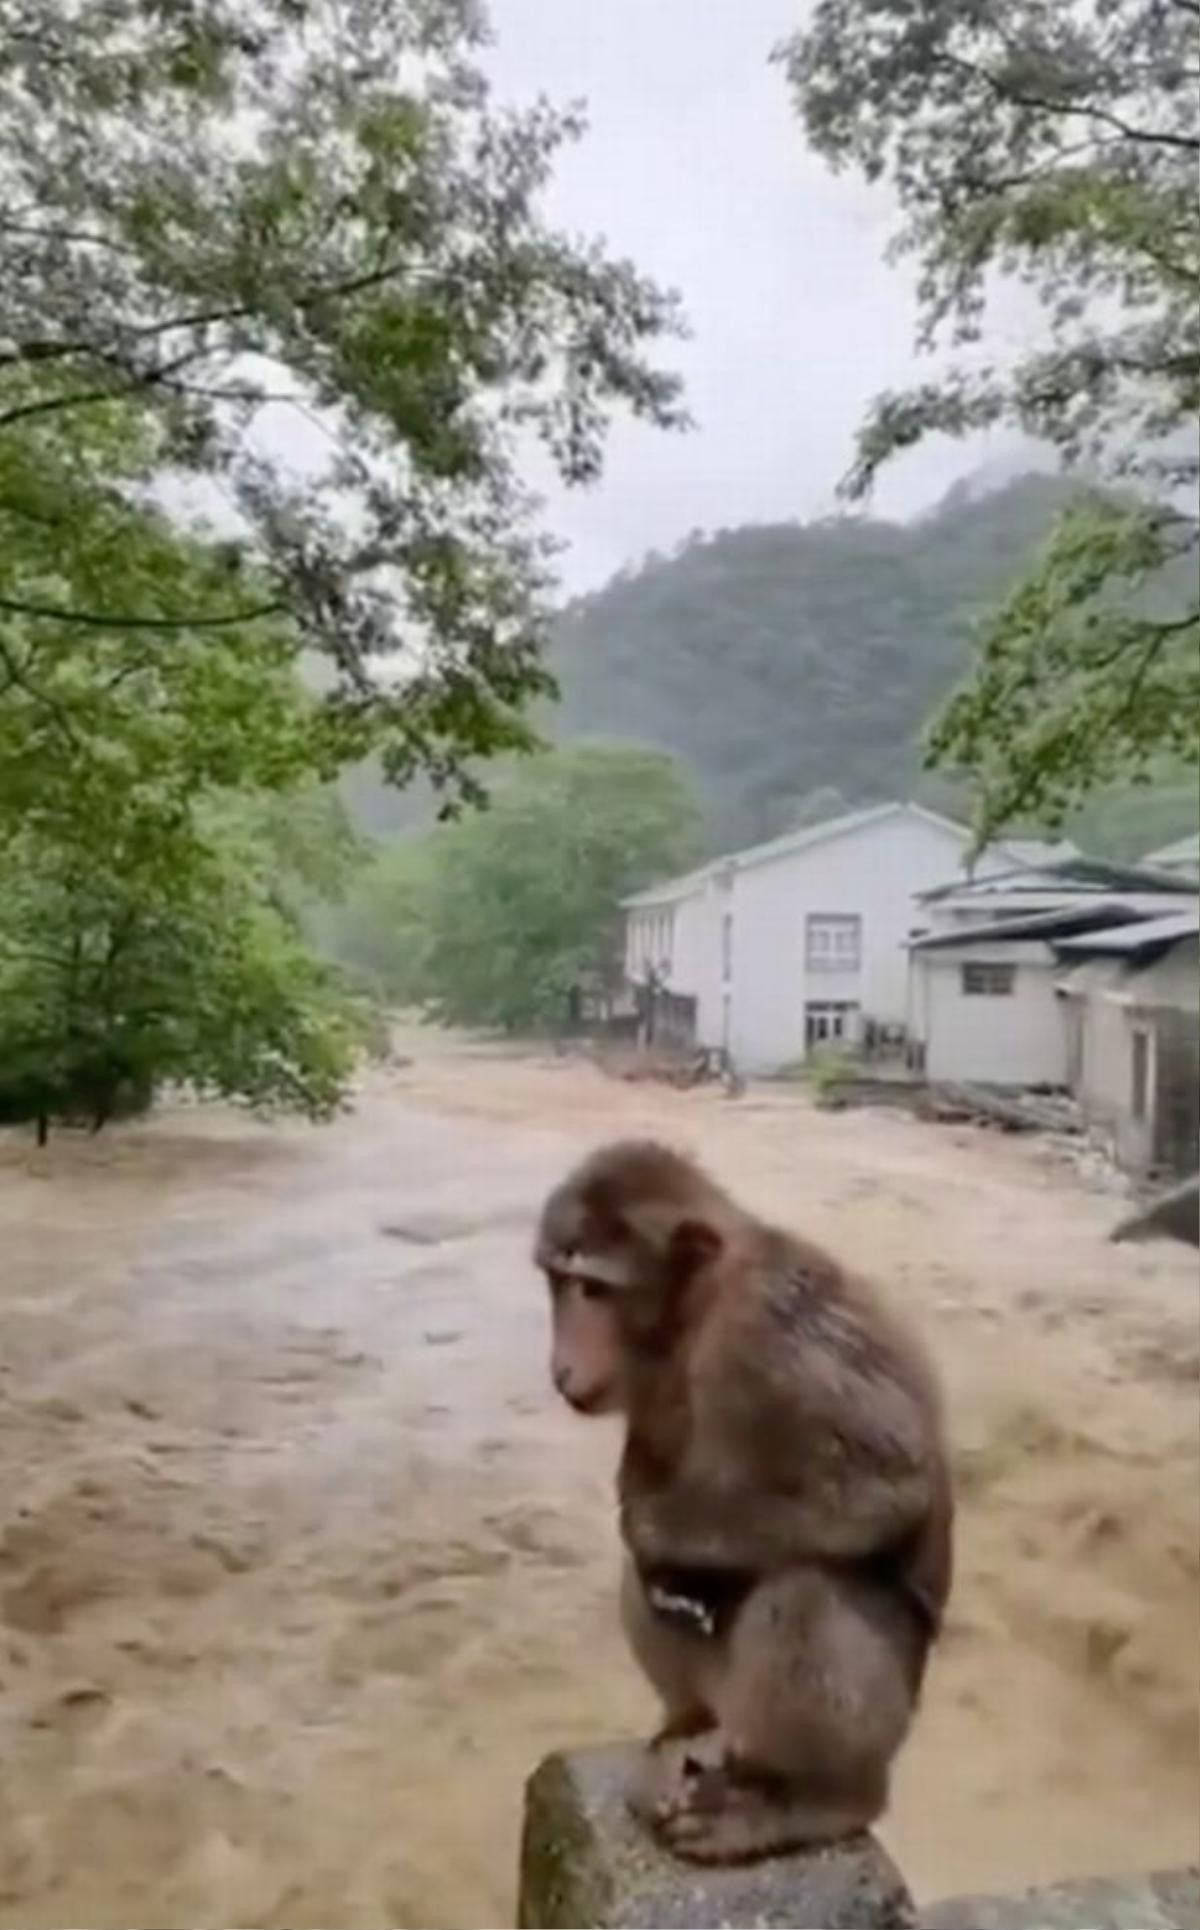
[535,1164,721,1415]
[535,1190,638,1415]
[544,1268,629,1416]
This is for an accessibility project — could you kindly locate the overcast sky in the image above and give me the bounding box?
[484,0,1040,594]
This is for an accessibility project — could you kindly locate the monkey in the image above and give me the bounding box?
[534,1139,952,1864]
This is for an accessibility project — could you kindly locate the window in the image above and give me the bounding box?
[962,962,1015,996]
[1131,1028,1150,1121]
[640,908,672,975]
[805,913,862,972]
[659,909,674,972]
[721,912,733,983]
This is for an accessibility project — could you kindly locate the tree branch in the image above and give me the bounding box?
[1104,625,1176,735]
[0,347,213,428]
[0,258,451,374]
[0,594,285,629]
[937,51,1200,153]
[0,636,85,745]
[1,379,147,430]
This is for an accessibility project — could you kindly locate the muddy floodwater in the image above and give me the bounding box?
[0,1032,1197,1927]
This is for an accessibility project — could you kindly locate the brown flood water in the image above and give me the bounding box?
[0,1031,1197,1927]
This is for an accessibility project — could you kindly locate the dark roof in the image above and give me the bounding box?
[921,855,1196,905]
[1037,856,1195,893]
[909,901,1153,952]
[1054,907,1199,957]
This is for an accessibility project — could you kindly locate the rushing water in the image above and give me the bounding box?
[0,1044,1196,1926]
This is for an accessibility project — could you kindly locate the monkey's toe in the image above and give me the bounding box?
[629,1726,723,1827]
[648,1761,735,1846]
[655,1803,748,1861]
[656,1789,877,1863]
[628,1744,690,1825]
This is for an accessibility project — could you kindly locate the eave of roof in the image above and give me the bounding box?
[623,800,969,909]
[1052,907,1199,956]
[919,854,1196,905]
[909,901,1151,951]
[1142,833,1200,868]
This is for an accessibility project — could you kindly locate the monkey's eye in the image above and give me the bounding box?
[580,1278,612,1303]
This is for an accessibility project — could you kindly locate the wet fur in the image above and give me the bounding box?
[537,1140,953,1863]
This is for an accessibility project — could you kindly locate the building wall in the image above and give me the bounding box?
[1071,986,1153,1172]
[1151,1004,1200,1176]
[624,877,726,1049]
[1069,942,1200,1177]
[676,880,724,1047]
[625,902,677,982]
[726,813,970,1072]
[694,870,733,1050]
[916,943,1069,1086]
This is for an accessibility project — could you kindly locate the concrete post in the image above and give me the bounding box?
[517,1745,916,1929]
[924,1868,1200,1930]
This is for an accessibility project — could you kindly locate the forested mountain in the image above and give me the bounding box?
[549,476,1072,846]
[347,474,1198,855]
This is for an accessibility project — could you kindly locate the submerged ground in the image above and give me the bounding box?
[0,1030,1196,1926]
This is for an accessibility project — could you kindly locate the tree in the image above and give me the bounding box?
[0,825,371,1140]
[0,0,685,805]
[341,743,701,1030]
[0,401,373,1138]
[329,836,438,1002]
[779,0,1199,836]
[925,492,1198,830]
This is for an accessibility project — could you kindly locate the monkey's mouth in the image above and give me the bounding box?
[562,1386,616,1416]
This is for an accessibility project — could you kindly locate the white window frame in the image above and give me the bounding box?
[806,913,862,972]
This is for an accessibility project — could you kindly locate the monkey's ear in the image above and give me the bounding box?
[668,1217,722,1278]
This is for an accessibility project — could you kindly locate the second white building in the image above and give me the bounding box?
[623,801,1004,1074]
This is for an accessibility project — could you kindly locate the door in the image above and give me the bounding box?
[805,1001,859,1049]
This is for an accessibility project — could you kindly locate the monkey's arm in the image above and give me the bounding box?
[621,1263,946,1576]
[621,1460,932,1574]
[621,1353,938,1575]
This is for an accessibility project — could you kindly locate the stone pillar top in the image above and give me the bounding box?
[518,1745,916,1930]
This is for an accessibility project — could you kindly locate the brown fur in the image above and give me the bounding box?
[535,1139,953,1863]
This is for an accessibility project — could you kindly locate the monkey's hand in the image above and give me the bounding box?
[640,1561,756,1640]
[644,1578,718,1639]
[621,1488,754,1572]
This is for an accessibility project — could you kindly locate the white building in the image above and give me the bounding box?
[906,857,1197,1092]
[909,916,1078,1087]
[623,801,999,1074]
[1057,911,1199,1178]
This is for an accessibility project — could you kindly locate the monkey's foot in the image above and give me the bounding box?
[627,1730,719,1827]
[649,1762,871,1864]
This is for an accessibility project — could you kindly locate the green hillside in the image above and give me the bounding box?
[346,474,1198,857]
